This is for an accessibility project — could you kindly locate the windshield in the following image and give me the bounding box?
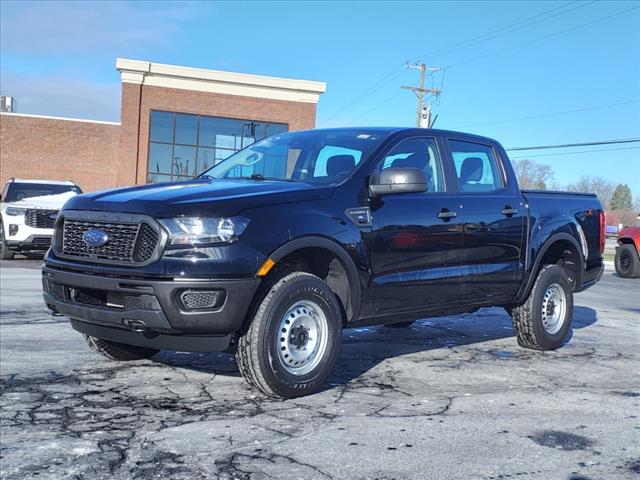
[200,130,389,184]
[3,183,81,203]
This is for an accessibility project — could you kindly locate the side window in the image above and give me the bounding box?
[313,146,362,178]
[448,139,504,193]
[378,138,444,193]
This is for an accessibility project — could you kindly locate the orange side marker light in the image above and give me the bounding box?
[257,258,276,277]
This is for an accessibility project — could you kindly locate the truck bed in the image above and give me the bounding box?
[521,189,597,198]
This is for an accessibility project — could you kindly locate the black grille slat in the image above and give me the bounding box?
[25,209,58,229]
[60,218,159,264]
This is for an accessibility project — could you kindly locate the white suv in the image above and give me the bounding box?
[0,179,81,259]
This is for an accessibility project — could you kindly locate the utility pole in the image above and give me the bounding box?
[401,63,442,128]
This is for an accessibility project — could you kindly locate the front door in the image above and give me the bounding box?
[445,138,526,303]
[367,137,464,313]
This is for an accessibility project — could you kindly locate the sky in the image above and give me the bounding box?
[1,0,639,194]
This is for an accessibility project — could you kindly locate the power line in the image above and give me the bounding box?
[506,138,640,151]
[319,1,592,126]
[414,0,593,62]
[350,92,404,123]
[320,3,638,127]
[446,5,640,69]
[458,99,640,128]
[318,64,407,126]
[510,145,640,159]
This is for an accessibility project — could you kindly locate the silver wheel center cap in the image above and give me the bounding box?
[276,300,329,376]
[541,283,567,335]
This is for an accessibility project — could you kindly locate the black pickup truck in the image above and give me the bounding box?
[42,128,605,398]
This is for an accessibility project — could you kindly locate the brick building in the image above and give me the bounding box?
[0,58,326,192]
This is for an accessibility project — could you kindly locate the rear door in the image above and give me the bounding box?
[444,137,526,303]
[367,135,464,313]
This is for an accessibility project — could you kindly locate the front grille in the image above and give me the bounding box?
[25,209,58,229]
[58,217,160,265]
[32,237,52,247]
[132,223,159,262]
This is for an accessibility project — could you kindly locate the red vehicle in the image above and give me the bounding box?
[615,227,640,278]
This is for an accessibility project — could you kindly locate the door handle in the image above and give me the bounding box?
[501,207,518,216]
[438,210,457,220]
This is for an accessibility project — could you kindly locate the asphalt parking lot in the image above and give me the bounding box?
[1,258,638,480]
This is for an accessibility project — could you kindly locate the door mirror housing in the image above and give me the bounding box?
[369,168,428,197]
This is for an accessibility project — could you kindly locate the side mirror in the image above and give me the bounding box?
[369,168,427,197]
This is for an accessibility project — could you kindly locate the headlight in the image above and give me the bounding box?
[5,207,26,216]
[159,216,249,246]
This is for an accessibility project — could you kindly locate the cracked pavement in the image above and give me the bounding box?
[1,260,639,479]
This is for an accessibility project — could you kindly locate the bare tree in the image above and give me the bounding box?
[511,158,555,190]
[566,176,614,209]
[607,208,639,228]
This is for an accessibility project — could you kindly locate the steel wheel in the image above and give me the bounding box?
[276,300,329,376]
[541,283,567,335]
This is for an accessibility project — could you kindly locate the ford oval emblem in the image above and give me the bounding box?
[82,229,109,247]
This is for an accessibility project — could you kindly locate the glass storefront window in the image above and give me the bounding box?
[147,110,288,183]
[175,114,198,146]
[148,143,173,178]
[149,111,174,143]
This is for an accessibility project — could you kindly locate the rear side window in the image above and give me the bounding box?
[448,139,504,193]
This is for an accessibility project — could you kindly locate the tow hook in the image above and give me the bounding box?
[123,319,147,333]
[46,304,64,317]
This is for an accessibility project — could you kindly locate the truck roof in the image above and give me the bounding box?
[6,178,76,185]
[306,127,500,145]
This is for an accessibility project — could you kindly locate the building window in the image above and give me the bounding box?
[147,111,288,183]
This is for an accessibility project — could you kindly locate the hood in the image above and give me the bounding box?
[3,191,77,210]
[63,178,334,217]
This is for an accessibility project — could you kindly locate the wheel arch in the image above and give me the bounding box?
[518,232,584,303]
[262,236,363,324]
[617,237,639,252]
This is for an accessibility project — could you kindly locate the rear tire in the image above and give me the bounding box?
[512,265,573,351]
[0,223,15,260]
[236,272,343,398]
[615,244,640,278]
[83,335,159,361]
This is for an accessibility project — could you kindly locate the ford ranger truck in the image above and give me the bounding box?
[42,128,605,398]
[1,178,81,259]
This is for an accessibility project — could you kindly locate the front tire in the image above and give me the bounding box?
[236,272,343,398]
[0,222,15,260]
[512,265,573,350]
[615,244,640,278]
[83,335,159,361]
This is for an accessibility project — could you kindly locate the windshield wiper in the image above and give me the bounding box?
[231,174,296,182]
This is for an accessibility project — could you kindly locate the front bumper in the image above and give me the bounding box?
[42,265,261,352]
[7,235,52,251]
